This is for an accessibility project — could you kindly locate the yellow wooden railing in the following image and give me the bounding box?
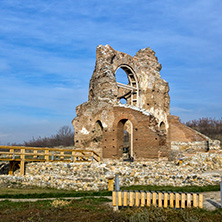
[0,146,100,176]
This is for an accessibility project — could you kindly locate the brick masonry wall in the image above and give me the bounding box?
[102,107,168,160]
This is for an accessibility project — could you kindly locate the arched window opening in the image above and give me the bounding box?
[94,120,103,143]
[95,120,103,132]
[115,68,129,85]
[120,98,127,104]
[115,65,139,107]
[159,122,165,131]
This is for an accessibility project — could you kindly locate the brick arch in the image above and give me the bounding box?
[113,113,137,128]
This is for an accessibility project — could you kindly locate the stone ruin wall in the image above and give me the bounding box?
[73,45,170,160]
[73,45,221,160]
[0,152,222,190]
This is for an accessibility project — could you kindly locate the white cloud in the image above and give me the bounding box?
[0,0,222,143]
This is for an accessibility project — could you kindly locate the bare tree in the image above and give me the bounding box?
[23,126,74,147]
[185,117,222,142]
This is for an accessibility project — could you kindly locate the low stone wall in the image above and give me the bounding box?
[171,140,221,153]
[0,152,221,191]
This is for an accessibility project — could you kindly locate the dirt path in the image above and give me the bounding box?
[203,191,221,210]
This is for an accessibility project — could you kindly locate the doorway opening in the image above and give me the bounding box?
[117,119,133,161]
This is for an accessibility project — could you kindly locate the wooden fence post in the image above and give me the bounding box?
[158,192,163,208]
[198,194,203,208]
[33,150,38,159]
[129,191,134,207]
[9,161,14,175]
[112,191,117,206]
[118,191,122,207]
[123,191,128,207]
[175,193,180,208]
[193,193,197,208]
[10,148,13,159]
[60,151,64,160]
[181,193,185,208]
[169,192,174,208]
[72,151,75,162]
[146,192,151,207]
[163,192,168,208]
[152,192,157,207]
[108,178,114,191]
[135,191,140,207]
[45,150,49,161]
[20,148,25,176]
[187,193,191,208]
[141,191,145,207]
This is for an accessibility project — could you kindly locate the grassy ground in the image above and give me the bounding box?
[120,184,221,193]
[0,187,111,198]
[0,197,221,222]
[0,184,220,199]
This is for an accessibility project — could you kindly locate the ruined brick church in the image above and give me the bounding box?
[72,45,218,160]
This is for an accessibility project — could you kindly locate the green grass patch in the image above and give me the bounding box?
[120,184,220,193]
[0,198,221,222]
[0,188,112,199]
[123,206,222,222]
[0,184,220,199]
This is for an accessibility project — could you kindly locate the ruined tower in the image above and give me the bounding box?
[72,45,219,160]
[72,45,170,160]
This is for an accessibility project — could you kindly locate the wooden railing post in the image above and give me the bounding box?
[45,150,49,161]
[10,148,13,158]
[60,151,64,160]
[9,161,14,175]
[20,148,25,176]
[33,150,37,159]
[72,151,76,162]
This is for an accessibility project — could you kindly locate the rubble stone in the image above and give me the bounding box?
[0,153,221,191]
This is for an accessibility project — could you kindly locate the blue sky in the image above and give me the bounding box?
[0,0,222,144]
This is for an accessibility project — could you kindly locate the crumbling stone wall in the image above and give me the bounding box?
[73,45,169,160]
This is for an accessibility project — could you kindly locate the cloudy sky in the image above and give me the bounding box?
[0,0,221,144]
